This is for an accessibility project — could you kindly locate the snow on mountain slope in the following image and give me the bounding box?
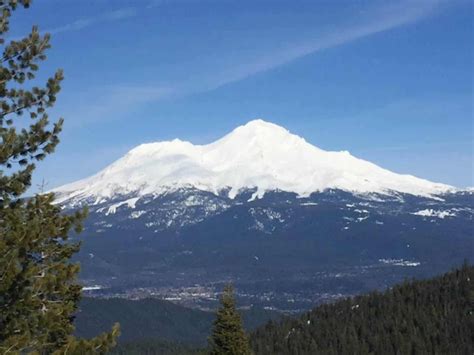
[52,119,453,204]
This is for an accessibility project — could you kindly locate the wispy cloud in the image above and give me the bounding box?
[197,0,445,91]
[59,85,173,128]
[48,7,137,35]
[146,0,166,9]
[49,0,445,89]
[52,0,450,125]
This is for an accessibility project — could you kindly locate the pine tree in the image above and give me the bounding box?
[209,285,252,355]
[0,1,119,353]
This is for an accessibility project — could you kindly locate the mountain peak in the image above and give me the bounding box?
[210,119,307,159]
[219,119,294,143]
[52,119,453,203]
[239,118,287,131]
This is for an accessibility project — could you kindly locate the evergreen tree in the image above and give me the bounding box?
[0,1,119,353]
[209,285,252,355]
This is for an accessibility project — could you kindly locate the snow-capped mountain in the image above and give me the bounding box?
[75,186,472,310]
[53,119,453,206]
[56,120,471,309]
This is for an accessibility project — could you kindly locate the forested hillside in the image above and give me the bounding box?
[251,263,474,354]
[79,264,473,354]
[75,298,280,345]
[110,339,202,355]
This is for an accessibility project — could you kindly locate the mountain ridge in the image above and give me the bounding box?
[52,119,454,205]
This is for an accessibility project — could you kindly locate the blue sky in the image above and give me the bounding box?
[9,0,473,191]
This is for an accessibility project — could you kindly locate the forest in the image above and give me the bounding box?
[251,262,473,354]
[107,263,473,354]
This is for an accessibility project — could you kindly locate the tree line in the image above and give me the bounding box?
[114,263,474,354]
[250,262,473,354]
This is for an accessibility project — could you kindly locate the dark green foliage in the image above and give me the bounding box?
[251,263,474,354]
[209,285,252,355]
[76,298,215,346]
[83,266,473,353]
[0,1,118,353]
[75,297,281,346]
[111,339,205,355]
[0,0,63,204]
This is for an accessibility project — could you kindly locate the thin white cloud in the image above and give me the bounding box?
[197,0,445,92]
[52,0,450,127]
[59,85,173,128]
[146,0,166,9]
[106,8,138,21]
[48,0,445,89]
[48,7,137,35]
